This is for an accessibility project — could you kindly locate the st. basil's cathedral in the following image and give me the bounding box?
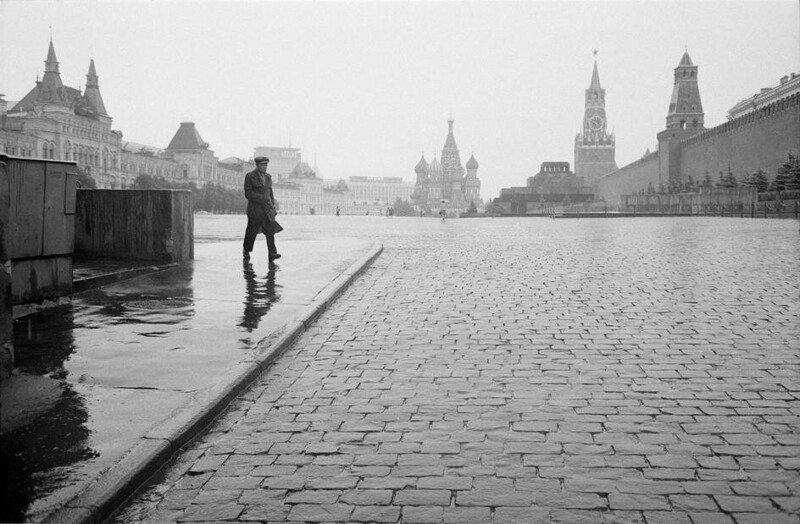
[411,119,482,213]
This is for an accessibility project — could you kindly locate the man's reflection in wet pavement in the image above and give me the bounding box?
[239,261,280,331]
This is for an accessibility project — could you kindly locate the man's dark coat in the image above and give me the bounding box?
[244,168,282,233]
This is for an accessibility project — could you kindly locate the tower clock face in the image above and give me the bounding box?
[589,115,604,131]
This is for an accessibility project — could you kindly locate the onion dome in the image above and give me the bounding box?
[466,154,479,170]
[428,155,442,173]
[415,154,428,174]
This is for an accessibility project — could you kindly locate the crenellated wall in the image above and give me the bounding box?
[75,189,194,262]
[596,92,799,204]
[679,93,800,181]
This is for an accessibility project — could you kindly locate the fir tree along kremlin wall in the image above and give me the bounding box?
[595,68,799,205]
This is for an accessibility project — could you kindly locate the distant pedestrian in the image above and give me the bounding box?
[243,156,282,262]
[439,208,446,221]
[336,206,340,216]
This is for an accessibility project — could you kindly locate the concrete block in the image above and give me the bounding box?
[75,189,193,262]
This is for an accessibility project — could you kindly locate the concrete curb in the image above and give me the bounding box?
[44,242,384,524]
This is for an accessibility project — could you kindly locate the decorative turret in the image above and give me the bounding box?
[37,39,68,105]
[428,155,442,180]
[414,154,429,175]
[167,122,209,150]
[466,154,479,172]
[45,39,60,75]
[666,51,704,130]
[463,153,481,206]
[410,154,429,206]
[414,154,429,185]
[83,59,108,116]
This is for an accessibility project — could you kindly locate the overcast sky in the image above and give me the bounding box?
[1,1,798,198]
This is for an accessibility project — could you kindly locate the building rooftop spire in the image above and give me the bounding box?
[443,118,458,151]
[590,54,601,89]
[45,39,59,74]
[88,59,98,80]
[83,59,108,116]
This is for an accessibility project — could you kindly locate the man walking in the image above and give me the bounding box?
[243,156,282,262]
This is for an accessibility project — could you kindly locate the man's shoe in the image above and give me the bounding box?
[269,253,281,261]
[243,250,250,260]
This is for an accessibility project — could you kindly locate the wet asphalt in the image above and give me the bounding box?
[1,214,379,522]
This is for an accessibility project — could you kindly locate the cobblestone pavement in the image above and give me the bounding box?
[112,218,800,523]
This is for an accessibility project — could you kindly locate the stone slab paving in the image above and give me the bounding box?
[111,218,800,523]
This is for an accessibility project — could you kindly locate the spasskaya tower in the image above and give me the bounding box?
[574,51,617,186]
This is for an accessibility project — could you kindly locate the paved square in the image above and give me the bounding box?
[113,217,800,523]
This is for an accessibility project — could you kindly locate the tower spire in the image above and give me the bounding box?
[574,51,617,184]
[45,38,59,74]
[666,50,704,130]
[83,58,108,116]
[590,54,601,90]
[37,38,67,104]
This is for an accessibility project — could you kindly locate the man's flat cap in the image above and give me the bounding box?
[254,156,270,164]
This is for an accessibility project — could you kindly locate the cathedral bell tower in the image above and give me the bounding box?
[574,52,616,187]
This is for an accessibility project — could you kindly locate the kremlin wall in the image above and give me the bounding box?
[497,51,799,213]
[595,71,800,205]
